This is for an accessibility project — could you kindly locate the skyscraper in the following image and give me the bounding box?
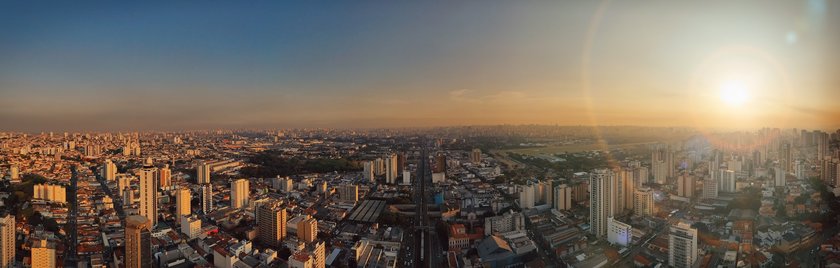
[200,184,213,214]
[103,159,117,181]
[256,200,287,247]
[669,222,698,268]
[137,166,158,227]
[0,214,14,268]
[176,188,191,224]
[590,169,615,238]
[231,178,249,209]
[196,161,211,184]
[31,239,56,268]
[297,216,318,243]
[634,187,654,217]
[125,215,152,268]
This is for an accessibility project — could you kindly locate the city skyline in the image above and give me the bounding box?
[1,1,838,131]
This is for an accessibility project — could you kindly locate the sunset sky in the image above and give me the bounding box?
[1,1,838,131]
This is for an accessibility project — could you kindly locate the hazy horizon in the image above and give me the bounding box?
[2,1,839,131]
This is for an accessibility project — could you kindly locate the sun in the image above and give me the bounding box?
[719,80,750,107]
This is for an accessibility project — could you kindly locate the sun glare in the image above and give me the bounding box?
[719,80,750,107]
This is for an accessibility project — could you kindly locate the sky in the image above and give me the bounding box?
[1,1,838,131]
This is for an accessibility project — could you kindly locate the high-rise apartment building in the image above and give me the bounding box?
[621,169,635,210]
[289,241,325,268]
[176,188,191,224]
[363,161,374,183]
[0,214,14,268]
[196,162,211,184]
[9,164,19,181]
[553,184,572,211]
[30,239,55,268]
[181,215,201,239]
[669,222,698,268]
[231,179,249,209]
[821,159,838,186]
[774,167,787,187]
[256,200,287,247]
[338,184,358,203]
[274,176,294,192]
[386,154,398,184]
[470,148,482,164]
[702,177,718,199]
[433,153,446,173]
[297,216,318,243]
[158,164,172,188]
[125,215,152,268]
[519,184,535,209]
[794,160,806,181]
[137,166,158,227]
[719,170,736,193]
[396,153,406,175]
[677,175,695,198]
[634,187,654,217]
[200,184,213,214]
[651,146,674,184]
[402,170,411,185]
[103,159,117,181]
[33,184,67,203]
[117,174,133,197]
[590,169,615,238]
[484,212,524,236]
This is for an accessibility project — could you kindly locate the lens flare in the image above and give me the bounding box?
[719,80,750,107]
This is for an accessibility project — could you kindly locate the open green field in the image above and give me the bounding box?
[496,141,662,156]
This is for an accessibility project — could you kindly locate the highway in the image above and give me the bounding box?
[409,140,445,268]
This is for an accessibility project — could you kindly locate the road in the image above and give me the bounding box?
[407,140,445,268]
[64,165,79,267]
[90,166,126,219]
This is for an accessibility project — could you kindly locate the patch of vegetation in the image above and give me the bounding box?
[727,188,761,211]
[509,153,609,177]
[240,150,361,178]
